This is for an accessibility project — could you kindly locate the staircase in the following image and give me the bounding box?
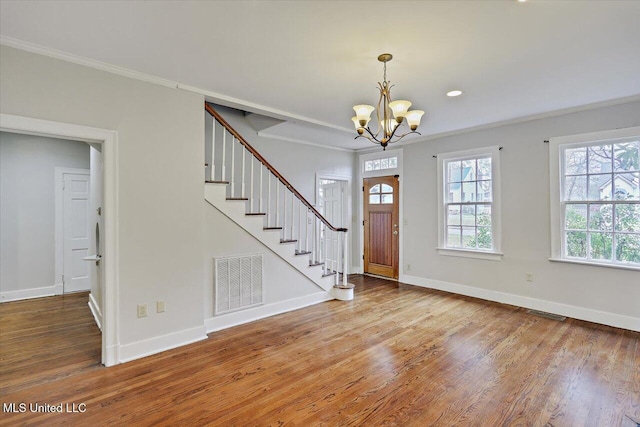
[204,104,351,297]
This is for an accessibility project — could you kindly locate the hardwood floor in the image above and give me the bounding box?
[1,277,638,426]
[0,292,101,396]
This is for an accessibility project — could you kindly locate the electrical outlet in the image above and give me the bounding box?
[525,273,533,282]
[157,301,165,313]
[137,304,148,318]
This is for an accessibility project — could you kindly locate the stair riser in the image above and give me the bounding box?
[205,184,335,291]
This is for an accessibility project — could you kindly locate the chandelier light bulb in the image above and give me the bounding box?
[405,110,425,130]
[388,100,412,122]
[353,104,375,126]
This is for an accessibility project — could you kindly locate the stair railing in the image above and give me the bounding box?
[205,104,348,288]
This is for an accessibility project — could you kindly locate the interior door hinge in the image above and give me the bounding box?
[362,220,365,226]
[362,186,364,192]
[62,275,65,284]
[362,254,364,260]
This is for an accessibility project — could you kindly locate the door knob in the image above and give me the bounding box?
[393,230,398,235]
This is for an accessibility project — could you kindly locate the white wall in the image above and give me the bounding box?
[0,45,206,358]
[401,100,640,330]
[0,132,89,298]
[203,203,325,324]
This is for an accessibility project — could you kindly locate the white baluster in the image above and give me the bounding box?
[297,199,302,252]
[343,231,348,287]
[250,155,254,212]
[210,118,216,181]
[305,208,309,254]
[311,217,319,263]
[290,190,295,243]
[241,145,246,198]
[230,137,235,197]
[283,187,287,240]
[267,173,271,226]
[334,231,339,285]
[259,165,263,213]
[275,180,280,227]
[324,224,328,275]
[221,130,226,182]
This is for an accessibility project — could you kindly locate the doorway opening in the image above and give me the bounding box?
[317,174,350,274]
[0,113,118,367]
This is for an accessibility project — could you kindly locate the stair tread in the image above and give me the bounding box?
[295,250,312,255]
[322,271,336,277]
[227,197,249,201]
[309,261,323,267]
[205,180,229,184]
[280,239,298,244]
[263,227,283,230]
[246,212,266,216]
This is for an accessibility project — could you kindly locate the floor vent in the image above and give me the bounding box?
[527,309,566,321]
[215,254,263,315]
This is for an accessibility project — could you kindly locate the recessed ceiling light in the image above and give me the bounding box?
[517,0,527,2]
[447,90,463,97]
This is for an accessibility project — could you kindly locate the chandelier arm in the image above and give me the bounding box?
[360,125,384,144]
[374,82,384,137]
[386,130,422,145]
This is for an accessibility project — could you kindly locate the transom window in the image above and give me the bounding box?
[369,183,393,204]
[364,156,397,172]
[560,137,639,266]
[437,146,502,261]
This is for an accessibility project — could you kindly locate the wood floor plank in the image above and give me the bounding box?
[1,276,638,426]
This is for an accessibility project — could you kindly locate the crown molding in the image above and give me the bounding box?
[401,94,640,148]
[0,36,353,135]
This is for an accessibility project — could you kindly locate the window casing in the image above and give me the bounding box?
[550,127,639,269]
[437,146,502,261]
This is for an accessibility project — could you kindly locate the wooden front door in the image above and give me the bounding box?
[364,176,399,279]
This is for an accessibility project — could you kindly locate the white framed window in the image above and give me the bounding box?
[549,126,640,270]
[437,146,502,261]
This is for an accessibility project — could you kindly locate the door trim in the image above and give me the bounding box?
[55,167,90,294]
[357,149,404,277]
[1,113,119,367]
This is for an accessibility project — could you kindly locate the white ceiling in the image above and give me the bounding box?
[1,1,639,150]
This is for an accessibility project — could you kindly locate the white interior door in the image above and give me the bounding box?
[63,173,90,293]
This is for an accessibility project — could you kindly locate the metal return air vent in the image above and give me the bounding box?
[215,254,263,315]
[526,309,566,322]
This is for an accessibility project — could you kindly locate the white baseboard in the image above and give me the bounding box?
[118,325,208,364]
[88,292,103,331]
[351,265,362,275]
[206,291,334,333]
[0,283,63,303]
[400,274,640,332]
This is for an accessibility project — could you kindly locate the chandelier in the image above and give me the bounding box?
[352,53,424,150]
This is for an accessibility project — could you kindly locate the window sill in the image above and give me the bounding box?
[549,258,640,271]
[437,248,503,261]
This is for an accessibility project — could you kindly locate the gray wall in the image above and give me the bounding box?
[401,100,640,322]
[1,45,205,350]
[0,132,89,295]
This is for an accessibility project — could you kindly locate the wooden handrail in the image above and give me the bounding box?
[205,103,348,233]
